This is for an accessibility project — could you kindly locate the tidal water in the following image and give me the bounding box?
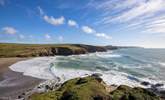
[9,48,165,89]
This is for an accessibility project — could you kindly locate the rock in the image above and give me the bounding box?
[61,91,79,100]
[141,81,150,86]
[91,73,103,83]
[76,78,88,84]
[91,73,102,78]
[22,92,25,95]
[159,90,165,98]
[155,83,164,87]
[37,86,41,88]
[18,95,22,99]
[45,85,51,90]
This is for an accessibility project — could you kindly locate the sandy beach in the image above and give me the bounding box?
[0,58,43,99]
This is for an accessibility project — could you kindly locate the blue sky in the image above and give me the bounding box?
[0,0,165,48]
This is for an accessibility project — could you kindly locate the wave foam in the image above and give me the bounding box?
[9,57,57,79]
[9,55,165,89]
[158,62,165,66]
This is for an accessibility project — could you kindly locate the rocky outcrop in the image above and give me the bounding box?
[30,76,161,100]
[73,44,107,53]
[105,45,118,50]
[51,47,87,56]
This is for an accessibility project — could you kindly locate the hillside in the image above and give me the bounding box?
[0,43,117,57]
[30,75,161,100]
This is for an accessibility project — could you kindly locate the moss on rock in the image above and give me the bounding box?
[30,76,110,100]
[30,76,161,100]
[110,85,161,100]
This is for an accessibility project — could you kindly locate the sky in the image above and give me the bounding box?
[0,0,165,48]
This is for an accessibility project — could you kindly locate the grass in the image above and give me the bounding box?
[0,43,88,57]
[110,85,161,100]
[30,76,110,100]
[30,76,161,100]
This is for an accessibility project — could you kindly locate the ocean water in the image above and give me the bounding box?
[9,48,165,89]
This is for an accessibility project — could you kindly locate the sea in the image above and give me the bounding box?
[9,48,165,90]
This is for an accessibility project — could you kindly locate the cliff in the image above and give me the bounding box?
[0,43,116,57]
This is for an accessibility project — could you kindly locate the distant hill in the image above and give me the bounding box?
[0,43,118,57]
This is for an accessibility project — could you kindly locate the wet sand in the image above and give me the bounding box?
[0,58,43,100]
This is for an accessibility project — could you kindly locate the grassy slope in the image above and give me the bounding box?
[0,43,105,57]
[30,76,110,100]
[30,76,160,100]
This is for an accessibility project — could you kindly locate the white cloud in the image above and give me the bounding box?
[91,0,165,36]
[68,20,78,27]
[45,34,51,39]
[2,26,17,34]
[94,0,165,24]
[95,33,112,40]
[81,25,111,40]
[110,0,165,23]
[58,36,63,42]
[37,6,44,16]
[43,15,65,26]
[144,22,165,34]
[37,7,65,26]
[81,26,95,34]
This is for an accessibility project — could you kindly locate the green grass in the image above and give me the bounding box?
[0,43,87,57]
[110,85,161,100]
[30,76,110,100]
[30,76,161,100]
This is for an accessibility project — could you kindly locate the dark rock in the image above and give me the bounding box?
[45,85,51,90]
[22,92,25,95]
[61,91,79,100]
[95,77,103,83]
[111,84,118,87]
[93,95,104,100]
[91,73,102,78]
[155,83,164,87]
[91,73,103,83]
[141,81,150,86]
[73,44,107,53]
[151,83,164,90]
[57,77,61,82]
[18,95,22,99]
[76,78,88,84]
[159,90,165,98]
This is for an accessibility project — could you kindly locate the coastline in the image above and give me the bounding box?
[0,58,43,99]
[0,56,164,99]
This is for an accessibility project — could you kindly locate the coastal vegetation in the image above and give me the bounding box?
[30,75,161,100]
[0,43,117,57]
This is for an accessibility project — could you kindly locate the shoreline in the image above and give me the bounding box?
[0,55,165,99]
[0,58,43,99]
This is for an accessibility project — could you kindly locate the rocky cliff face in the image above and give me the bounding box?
[50,47,87,56]
[73,44,107,53]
